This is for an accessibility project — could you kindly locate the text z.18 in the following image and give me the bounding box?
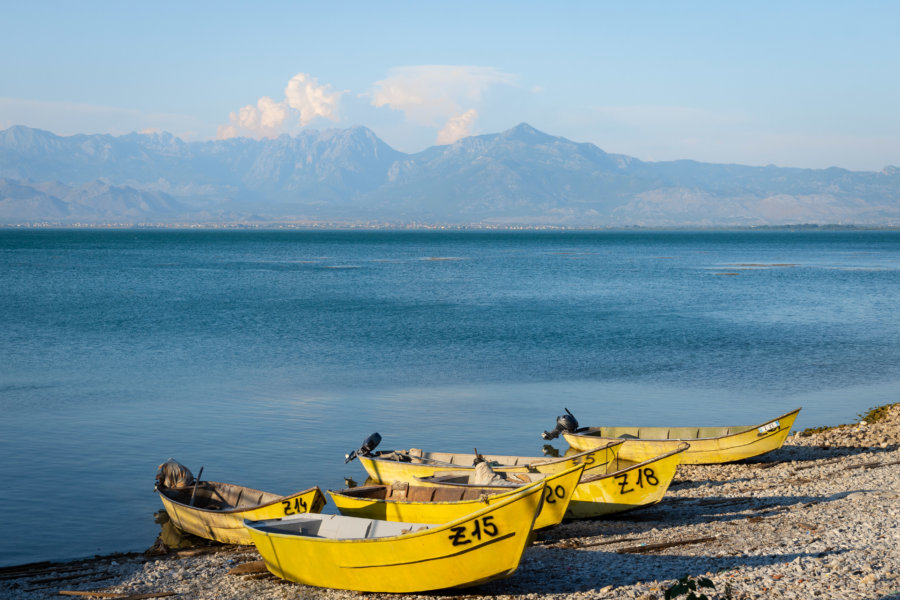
[614,468,659,494]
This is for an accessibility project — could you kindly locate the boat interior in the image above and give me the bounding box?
[578,425,754,440]
[250,514,432,539]
[374,449,545,466]
[334,481,507,503]
[161,482,282,511]
[415,455,654,487]
[374,448,600,466]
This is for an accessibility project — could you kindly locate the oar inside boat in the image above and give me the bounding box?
[189,466,204,506]
[542,408,580,440]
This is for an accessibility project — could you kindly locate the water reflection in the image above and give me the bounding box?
[147,510,216,555]
[541,445,561,457]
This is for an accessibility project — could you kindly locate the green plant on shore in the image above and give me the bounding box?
[857,403,898,424]
[664,574,735,600]
[798,425,835,437]
[799,402,898,436]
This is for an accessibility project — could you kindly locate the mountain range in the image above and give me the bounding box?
[1,123,898,226]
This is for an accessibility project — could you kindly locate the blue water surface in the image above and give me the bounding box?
[1,229,899,566]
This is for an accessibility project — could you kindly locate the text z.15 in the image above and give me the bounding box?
[449,516,499,546]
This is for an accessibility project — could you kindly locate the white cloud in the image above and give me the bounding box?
[285,73,342,126]
[436,109,478,145]
[215,66,519,147]
[370,66,516,131]
[217,73,342,140]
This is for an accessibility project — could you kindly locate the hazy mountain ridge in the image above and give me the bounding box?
[0,177,183,222]
[1,123,897,225]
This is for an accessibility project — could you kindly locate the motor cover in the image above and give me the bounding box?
[541,408,579,440]
[345,432,382,463]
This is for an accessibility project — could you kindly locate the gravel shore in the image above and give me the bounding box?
[3,404,899,600]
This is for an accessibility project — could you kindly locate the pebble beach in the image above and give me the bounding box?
[3,404,899,600]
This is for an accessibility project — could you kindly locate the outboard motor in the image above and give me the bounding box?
[345,432,382,463]
[541,408,579,440]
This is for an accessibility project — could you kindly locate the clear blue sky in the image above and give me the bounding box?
[2,1,897,170]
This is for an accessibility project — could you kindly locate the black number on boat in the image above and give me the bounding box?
[544,484,567,503]
[282,497,309,515]
[471,516,483,540]
[448,516,499,546]
[449,526,470,546]
[544,486,556,504]
[615,473,634,494]
[572,453,595,467]
[481,515,498,536]
[616,468,660,495]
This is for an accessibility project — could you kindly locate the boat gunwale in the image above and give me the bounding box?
[415,445,688,489]
[366,439,624,469]
[328,464,584,507]
[158,481,324,515]
[567,408,801,442]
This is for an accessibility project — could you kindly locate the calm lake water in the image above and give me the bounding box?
[1,229,899,566]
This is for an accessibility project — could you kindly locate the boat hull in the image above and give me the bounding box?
[157,482,326,545]
[565,444,687,518]
[563,409,801,464]
[246,482,544,592]
[330,464,583,530]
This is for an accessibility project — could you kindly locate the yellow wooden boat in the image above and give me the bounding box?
[417,443,688,519]
[565,443,687,517]
[157,480,326,545]
[329,463,583,530]
[546,408,801,464]
[245,480,544,592]
[345,433,623,483]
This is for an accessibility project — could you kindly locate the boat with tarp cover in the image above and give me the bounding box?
[344,432,623,484]
[415,443,689,518]
[155,459,326,545]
